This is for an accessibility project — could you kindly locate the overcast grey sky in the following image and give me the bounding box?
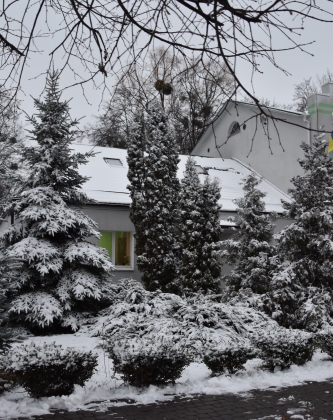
[17,7,333,132]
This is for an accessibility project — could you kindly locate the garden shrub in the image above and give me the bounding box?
[108,339,190,387]
[253,328,314,372]
[0,371,17,395]
[0,342,98,398]
[316,330,333,358]
[203,344,257,375]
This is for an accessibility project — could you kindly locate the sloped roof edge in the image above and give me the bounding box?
[231,157,291,203]
[191,100,302,156]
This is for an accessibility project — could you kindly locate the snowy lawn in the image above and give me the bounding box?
[1,331,333,419]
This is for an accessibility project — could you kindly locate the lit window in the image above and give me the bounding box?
[99,231,112,257]
[98,231,133,269]
[103,158,123,166]
[115,231,131,266]
[228,122,240,137]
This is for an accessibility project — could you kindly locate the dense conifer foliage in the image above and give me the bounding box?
[178,157,221,295]
[127,105,180,293]
[223,174,277,296]
[127,114,146,259]
[267,138,333,331]
[0,71,114,332]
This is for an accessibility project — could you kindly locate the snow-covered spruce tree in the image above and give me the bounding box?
[129,104,180,293]
[0,254,22,354]
[223,174,277,297]
[0,71,114,333]
[266,138,333,331]
[178,157,222,295]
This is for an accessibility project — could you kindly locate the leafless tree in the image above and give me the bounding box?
[293,69,333,112]
[1,0,333,119]
[85,47,233,152]
[0,90,23,215]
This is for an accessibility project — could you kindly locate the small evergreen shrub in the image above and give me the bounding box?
[0,371,17,395]
[254,329,314,372]
[108,340,190,387]
[316,331,333,358]
[1,342,98,398]
[203,344,256,375]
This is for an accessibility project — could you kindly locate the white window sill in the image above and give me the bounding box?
[114,266,134,271]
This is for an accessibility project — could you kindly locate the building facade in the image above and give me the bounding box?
[192,82,333,194]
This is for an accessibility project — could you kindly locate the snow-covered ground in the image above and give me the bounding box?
[1,331,333,419]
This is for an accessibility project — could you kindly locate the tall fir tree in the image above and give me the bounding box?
[200,175,222,292]
[178,157,221,295]
[127,104,180,293]
[127,113,147,258]
[267,138,333,331]
[178,157,204,293]
[0,71,114,332]
[223,174,277,297]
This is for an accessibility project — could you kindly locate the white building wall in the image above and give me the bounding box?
[193,104,307,194]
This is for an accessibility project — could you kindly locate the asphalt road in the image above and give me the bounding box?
[21,379,333,420]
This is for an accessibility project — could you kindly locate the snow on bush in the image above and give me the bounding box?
[91,280,318,384]
[96,279,291,385]
[316,330,333,358]
[203,344,257,376]
[109,338,190,387]
[253,328,314,372]
[0,342,98,398]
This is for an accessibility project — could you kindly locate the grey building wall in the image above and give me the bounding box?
[83,204,140,282]
[83,205,293,282]
[193,104,307,194]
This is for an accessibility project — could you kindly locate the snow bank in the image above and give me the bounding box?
[1,333,333,419]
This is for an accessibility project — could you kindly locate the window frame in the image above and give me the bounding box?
[103,157,123,167]
[99,230,134,271]
[228,121,241,137]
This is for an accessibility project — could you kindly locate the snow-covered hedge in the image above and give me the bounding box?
[203,344,257,376]
[316,330,333,358]
[0,342,98,398]
[109,337,190,387]
[93,280,317,383]
[96,279,286,384]
[253,328,314,372]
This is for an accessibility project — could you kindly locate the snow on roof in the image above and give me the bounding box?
[71,143,290,213]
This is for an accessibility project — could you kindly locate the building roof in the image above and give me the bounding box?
[71,144,290,213]
[191,100,303,156]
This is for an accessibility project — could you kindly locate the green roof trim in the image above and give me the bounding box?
[318,109,333,115]
[318,102,333,109]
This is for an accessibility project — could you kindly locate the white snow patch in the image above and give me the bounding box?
[1,333,333,419]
